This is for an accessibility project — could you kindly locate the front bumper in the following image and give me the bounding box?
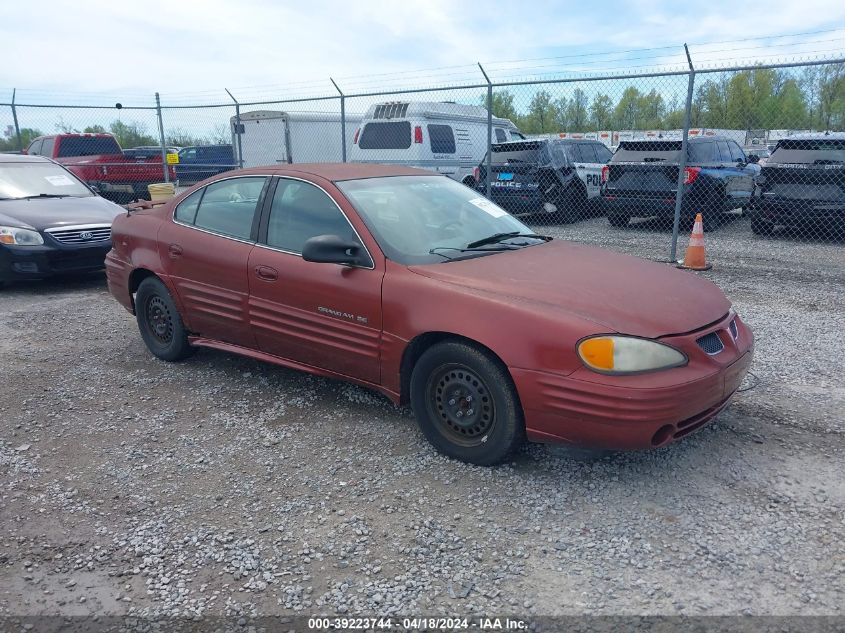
[512,313,754,450]
[0,241,112,282]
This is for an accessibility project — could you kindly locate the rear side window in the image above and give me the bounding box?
[41,138,56,157]
[174,189,203,224]
[57,136,121,157]
[428,125,455,154]
[688,142,716,162]
[190,177,266,240]
[265,179,361,255]
[358,122,411,150]
[574,144,597,163]
[768,138,845,164]
[494,128,507,143]
[27,139,44,155]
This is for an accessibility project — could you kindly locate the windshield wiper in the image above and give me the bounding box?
[18,193,72,200]
[466,232,549,249]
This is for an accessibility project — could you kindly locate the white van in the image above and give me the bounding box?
[348,101,524,186]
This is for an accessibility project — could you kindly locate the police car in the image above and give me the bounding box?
[475,138,612,223]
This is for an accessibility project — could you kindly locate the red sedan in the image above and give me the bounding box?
[106,164,753,465]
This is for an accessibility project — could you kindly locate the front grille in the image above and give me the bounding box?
[696,331,724,355]
[45,225,111,244]
[729,319,739,340]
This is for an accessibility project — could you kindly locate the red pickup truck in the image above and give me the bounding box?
[25,133,175,203]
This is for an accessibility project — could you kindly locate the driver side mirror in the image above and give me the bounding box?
[302,234,369,267]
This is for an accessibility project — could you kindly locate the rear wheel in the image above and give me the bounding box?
[560,183,588,224]
[608,213,630,227]
[135,277,194,361]
[751,216,774,236]
[410,341,524,465]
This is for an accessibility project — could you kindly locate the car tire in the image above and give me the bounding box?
[135,277,194,362]
[410,341,524,466]
[608,213,629,227]
[560,183,587,224]
[751,216,774,236]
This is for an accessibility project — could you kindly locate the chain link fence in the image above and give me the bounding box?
[2,56,844,257]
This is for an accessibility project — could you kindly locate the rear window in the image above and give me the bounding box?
[358,122,412,150]
[491,141,542,165]
[57,136,121,157]
[769,138,845,165]
[688,142,716,162]
[428,124,455,154]
[611,141,682,163]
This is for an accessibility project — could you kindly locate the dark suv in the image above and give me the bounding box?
[748,133,845,236]
[476,138,612,223]
[602,137,759,230]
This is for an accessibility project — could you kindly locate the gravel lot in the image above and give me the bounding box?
[1,214,843,621]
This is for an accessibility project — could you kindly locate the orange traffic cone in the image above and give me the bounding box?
[678,213,712,271]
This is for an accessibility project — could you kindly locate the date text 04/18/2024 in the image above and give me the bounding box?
[307,616,529,630]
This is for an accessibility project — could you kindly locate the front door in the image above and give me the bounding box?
[158,176,268,347]
[247,177,384,383]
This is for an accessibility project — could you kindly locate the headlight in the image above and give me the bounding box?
[577,336,687,374]
[0,226,44,246]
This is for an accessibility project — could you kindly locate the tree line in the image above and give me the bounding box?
[0,118,230,152]
[485,64,845,134]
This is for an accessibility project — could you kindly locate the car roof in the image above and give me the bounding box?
[779,132,845,140]
[229,163,434,182]
[0,153,52,163]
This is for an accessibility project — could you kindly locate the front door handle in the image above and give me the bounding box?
[254,265,278,281]
[168,244,183,258]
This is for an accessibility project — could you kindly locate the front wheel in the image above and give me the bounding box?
[410,341,524,465]
[135,277,194,361]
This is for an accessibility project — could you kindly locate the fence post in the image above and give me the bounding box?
[670,45,695,262]
[225,88,244,169]
[11,89,22,152]
[330,78,347,163]
[154,92,169,183]
[478,63,492,199]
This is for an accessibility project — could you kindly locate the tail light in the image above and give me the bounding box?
[353,128,360,144]
[472,166,480,182]
[414,126,423,144]
[601,165,609,183]
[683,166,701,185]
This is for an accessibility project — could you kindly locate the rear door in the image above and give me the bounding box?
[240,117,289,167]
[572,143,603,199]
[158,176,269,347]
[247,177,383,382]
[428,124,458,178]
[716,140,754,209]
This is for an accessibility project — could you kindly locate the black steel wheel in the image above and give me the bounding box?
[135,277,194,362]
[410,341,524,465]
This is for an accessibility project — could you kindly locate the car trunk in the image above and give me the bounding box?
[606,163,679,196]
[760,165,845,203]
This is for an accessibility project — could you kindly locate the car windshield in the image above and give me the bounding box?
[337,175,543,265]
[0,162,93,199]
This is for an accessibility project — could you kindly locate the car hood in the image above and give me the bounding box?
[409,240,730,339]
[0,196,123,231]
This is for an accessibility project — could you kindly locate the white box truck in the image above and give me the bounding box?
[348,101,524,186]
[231,110,362,168]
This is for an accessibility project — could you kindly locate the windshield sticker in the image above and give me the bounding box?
[468,197,508,218]
[45,175,75,186]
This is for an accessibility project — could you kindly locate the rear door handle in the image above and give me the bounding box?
[254,265,278,281]
[168,244,183,258]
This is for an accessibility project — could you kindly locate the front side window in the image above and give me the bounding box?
[266,179,360,254]
[27,139,44,156]
[716,141,732,163]
[189,177,266,240]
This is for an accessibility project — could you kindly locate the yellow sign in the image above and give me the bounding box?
[166,153,179,164]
